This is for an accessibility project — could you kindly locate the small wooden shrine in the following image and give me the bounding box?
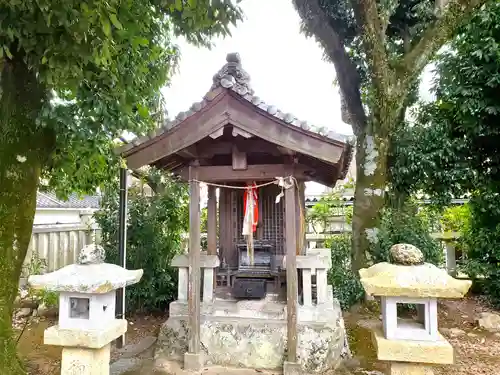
[118,53,353,373]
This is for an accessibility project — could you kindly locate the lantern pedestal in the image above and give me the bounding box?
[60,345,110,375]
[372,327,453,374]
[44,319,127,375]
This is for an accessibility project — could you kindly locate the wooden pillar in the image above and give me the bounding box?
[207,185,217,289]
[218,189,226,264]
[207,185,217,256]
[295,180,306,255]
[187,165,201,356]
[285,177,298,364]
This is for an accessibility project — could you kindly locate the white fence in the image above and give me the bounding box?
[22,224,101,277]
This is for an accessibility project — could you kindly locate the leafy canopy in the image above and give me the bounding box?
[389,1,500,303]
[0,0,242,195]
[390,1,500,201]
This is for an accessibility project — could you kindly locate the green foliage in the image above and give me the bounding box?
[462,195,500,306]
[95,173,188,312]
[0,3,241,370]
[307,187,352,234]
[23,253,59,308]
[326,234,364,310]
[391,2,500,201]
[441,204,471,234]
[22,251,47,277]
[1,0,242,198]
[316,0,436,101]
[389,2,500,303]
[369,202,443,265]
[35,290,59,309]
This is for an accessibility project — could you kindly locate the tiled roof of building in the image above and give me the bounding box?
[36,191,101,209]
[118,53,355,176]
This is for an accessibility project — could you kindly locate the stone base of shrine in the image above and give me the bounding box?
[155,290,348,373]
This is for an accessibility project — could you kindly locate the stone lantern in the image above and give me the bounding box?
[359,243,472,375]
[28,244,143,375]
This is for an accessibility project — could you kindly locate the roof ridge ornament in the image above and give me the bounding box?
[211,52,254,96]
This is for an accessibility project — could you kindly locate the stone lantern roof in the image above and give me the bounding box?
[359,243,472,299]
[28,244,143,294]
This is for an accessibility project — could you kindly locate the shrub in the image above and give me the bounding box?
[441,204,471,234]
[321,199,442,310]
[95,176,188,313]
[326,234,364,310]
[462,195,500,306]
[368,202,443,266]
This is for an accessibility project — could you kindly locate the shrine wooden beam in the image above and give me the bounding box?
[183,138,282,159]
[176,164,313,182]
[178,144,198,159]
[232,145,247,170]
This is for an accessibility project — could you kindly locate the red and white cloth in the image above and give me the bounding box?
[242,183,258,236]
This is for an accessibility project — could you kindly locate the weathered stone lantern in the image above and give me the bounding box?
[359,243,472,375]
[28,244,143,375]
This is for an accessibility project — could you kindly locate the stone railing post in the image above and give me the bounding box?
[172,253,220,302]
[302,269,313,306]
[285,248,332,306]
[306,248,332,305]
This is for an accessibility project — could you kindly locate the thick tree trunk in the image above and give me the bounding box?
[0,56,50,374]
[351,124,390,274]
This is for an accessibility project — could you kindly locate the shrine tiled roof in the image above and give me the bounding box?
[118,53,355,160]
[36,191,100,209]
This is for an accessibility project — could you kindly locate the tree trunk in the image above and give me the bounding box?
[0,56,51,374]
[351,123,390,274]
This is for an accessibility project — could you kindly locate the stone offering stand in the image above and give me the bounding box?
[359,243,472,375]
[28,244,143,375]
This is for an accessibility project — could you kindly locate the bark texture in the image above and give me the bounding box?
[0,55,51,374]
[351,126,389,272]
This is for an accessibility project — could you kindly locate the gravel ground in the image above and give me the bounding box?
[18,296,500,375]
[18,313,167,375]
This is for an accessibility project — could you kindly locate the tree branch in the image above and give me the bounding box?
[378,0,400,36]
[293,0,367,134]
[434,0,450,16]
[400,0,487,86]
[350,0,394,97]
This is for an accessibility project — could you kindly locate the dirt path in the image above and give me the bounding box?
[434,297,500,375]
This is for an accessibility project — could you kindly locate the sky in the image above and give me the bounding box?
[161,0,435,194]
